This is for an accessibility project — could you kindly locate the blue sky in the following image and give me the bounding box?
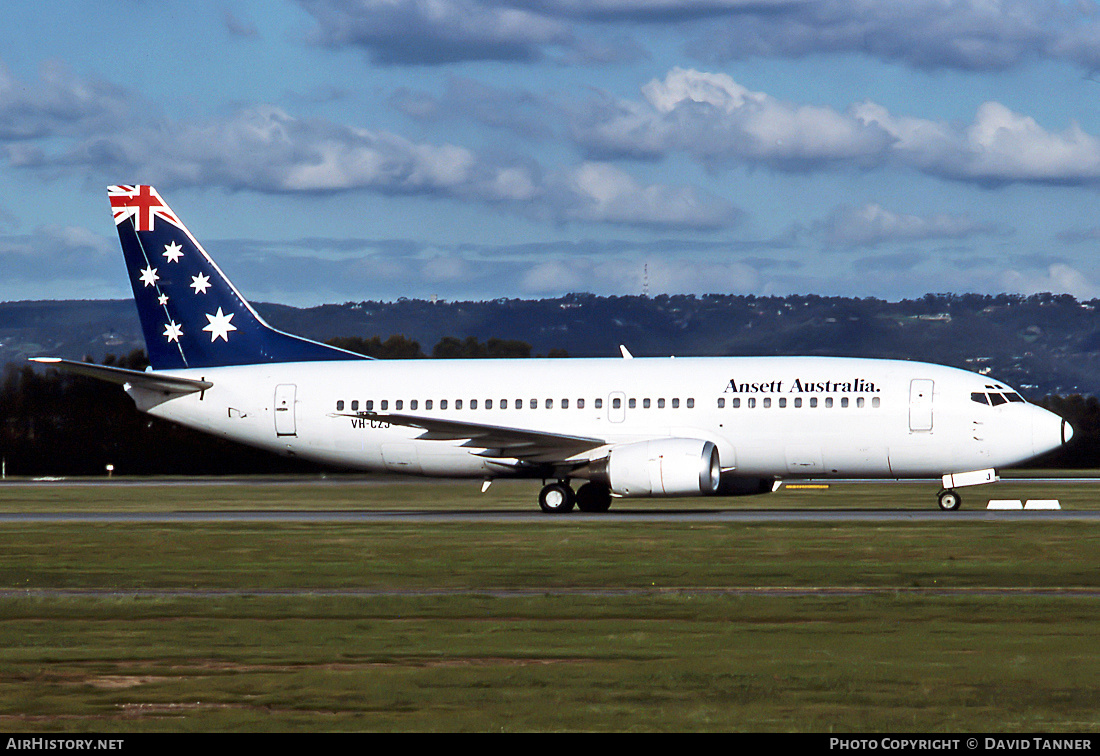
[5,1,1100,306]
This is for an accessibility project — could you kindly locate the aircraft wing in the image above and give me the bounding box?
[343,411,606,464]
[29,357,212,396]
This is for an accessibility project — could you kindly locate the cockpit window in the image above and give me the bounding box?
[973,390,1026,405]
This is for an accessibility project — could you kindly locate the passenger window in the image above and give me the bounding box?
[337,400,345,411]
[562,399,569,409]
[841,397,848,408]
[762,398,771,408]
[825,397,833,408]
[778,398,786,408]
[531,398,538,409]
[717,398,725,408]
[410,400,418,410]
[794,397,802,408]
[578,398,585,409]
[595,398,603,409]
[470,399,477,410]
[809,397,818,408]
[629,398,636,409]
[366,400,374,411]
[747,398,756,408]
[381,400,389,410]
[395,400,403,410]
[485,399,493,409]
[455,400,463,410]
[441,400,448,410]
[732,398,740,408]
[857,397,864,408]
[658,398,665,408]
[546,398,553,409]
[351,400,359,411]
[500,399,507,409]
[872,398,880,408]
[687,398,694,408]
[643,398,651,408]
[426,400,433,410]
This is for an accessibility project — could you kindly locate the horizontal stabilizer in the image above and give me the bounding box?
[29,358,212,395]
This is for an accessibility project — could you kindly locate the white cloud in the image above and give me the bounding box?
[577,68,891,169]
[299,0,571,64]
[856,100,1100,183]
[818,203,999,248]
[0,58,132,141]
[1002,263,1100,300]
[545,161,743,229]
[689,0,1082,72]
[577,68,1100,186]
[33,105,540,203]
[299,1,1100,73]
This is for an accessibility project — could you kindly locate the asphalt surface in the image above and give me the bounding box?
[1,508,1098,523]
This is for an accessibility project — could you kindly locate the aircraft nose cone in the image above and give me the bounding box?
[1032,408,1071,457]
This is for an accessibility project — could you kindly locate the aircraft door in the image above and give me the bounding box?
[608,392,626,423]
[909,379,933,432]
[274,383,297,436]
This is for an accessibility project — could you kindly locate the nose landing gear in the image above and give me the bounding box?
[937,489,962,511]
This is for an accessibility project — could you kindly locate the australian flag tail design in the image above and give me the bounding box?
[109,185,366,370]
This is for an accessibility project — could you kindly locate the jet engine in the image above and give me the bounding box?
[590,438,721,497]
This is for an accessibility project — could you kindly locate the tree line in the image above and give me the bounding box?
[0,335,555,477]
[1,340,1096,477]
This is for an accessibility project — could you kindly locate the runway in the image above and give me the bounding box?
[3,508,1100,523]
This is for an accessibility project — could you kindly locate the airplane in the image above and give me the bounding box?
[31,185,1073,512]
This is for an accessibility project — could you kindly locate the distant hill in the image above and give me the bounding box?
[5,292,1100,398]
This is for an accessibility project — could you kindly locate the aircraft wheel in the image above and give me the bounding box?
[575,482,612,513]
[538,482,575,514]
[937,489,962,511]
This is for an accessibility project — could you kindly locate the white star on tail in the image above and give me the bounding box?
[191,273,211,294]
[163,321,183,343]
[163,241,184,263]
[139,265,159,287]
[202,307,237,342]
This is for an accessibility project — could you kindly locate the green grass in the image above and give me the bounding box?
[0,477,1099,731]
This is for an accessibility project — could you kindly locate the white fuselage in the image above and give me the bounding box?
[126,355,1068,484]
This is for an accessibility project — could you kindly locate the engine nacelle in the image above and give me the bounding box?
[598,438,721,497]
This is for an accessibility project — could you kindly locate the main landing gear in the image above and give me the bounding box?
[538,480,612,514]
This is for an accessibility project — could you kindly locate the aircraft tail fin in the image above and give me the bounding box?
[108,185,366,370]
